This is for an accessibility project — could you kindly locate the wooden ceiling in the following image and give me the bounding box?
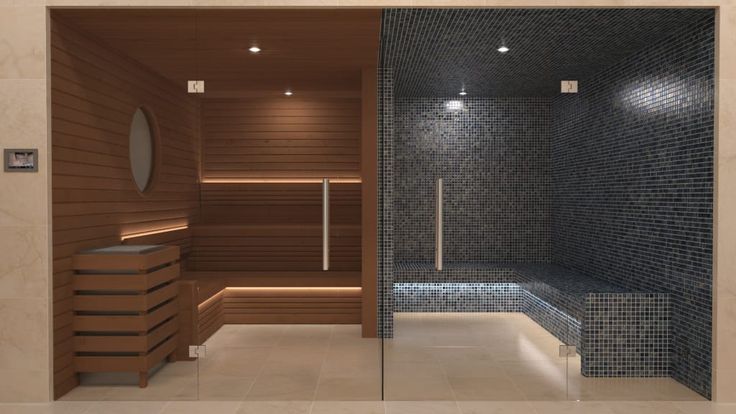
[52,9,381,97]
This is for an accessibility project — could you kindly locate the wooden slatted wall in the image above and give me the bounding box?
[201,98,361,179]
[223,288,362,324]
[50,19,200,399]
[193,182,361,272]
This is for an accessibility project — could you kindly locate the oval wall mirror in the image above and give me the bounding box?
[128,107,155,193]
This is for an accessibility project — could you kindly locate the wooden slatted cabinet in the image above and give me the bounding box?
[72,245,180,387]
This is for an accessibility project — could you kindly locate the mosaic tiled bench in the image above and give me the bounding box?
[394,262,670,377]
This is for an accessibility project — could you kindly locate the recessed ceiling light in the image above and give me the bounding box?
[284,90,293,96]
[459,89,467,96]
[497,46,510,53]
[249,45,261,54]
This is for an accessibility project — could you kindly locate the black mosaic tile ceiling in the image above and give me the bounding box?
[380,8,713,97]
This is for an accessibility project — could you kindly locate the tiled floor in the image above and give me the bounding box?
[3,401,736,414]
[60,313,704,403]
[386,313,704,401]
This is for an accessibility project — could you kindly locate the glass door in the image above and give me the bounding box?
[383,175,571,402]
[197,313,383,402]
[383,293,572,402]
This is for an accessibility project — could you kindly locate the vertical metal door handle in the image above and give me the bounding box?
[323,178,330,271]
[435,178,443,271]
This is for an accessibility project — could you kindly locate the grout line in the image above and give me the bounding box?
[309,325,336,411]
[242,325,284,402]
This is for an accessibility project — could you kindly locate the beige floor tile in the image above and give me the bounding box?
[0,402,95,414]
[245,374,319,400]
[653,380,709,401]
[384,377,456,401]
[320,355,381,378]
[311,401,386,414]
[198,348,271,377]
[570,378,702,401]
[326,344,382,363]
[206,326,284,348]
[607,401,690,414]
[501,360,568,379]
[530,401,616,414]
[83,401,167,414]
[160,401,241,414]
[447,376,526,400]
[266,347,329,365]
[236,400,312,414]
[58,386,115,401]
[457,401,535,414]
[259,360,324,377]
[314,376,382,401]
[439,360,509,379]
[386,401,461,414]
[277,325,333,347]
[504,365,568,401]
[383,345,437,362]
[384,361,447,379]
[105,377,198,401]
[673,402,736,414]
[198,375,255,400]
[430,347,495,363]
[155,361,199,377]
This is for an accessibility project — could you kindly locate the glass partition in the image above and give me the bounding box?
[198,316,382,401]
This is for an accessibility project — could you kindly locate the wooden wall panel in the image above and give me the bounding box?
[201,98,361,179]
[194,182,361,272]
[201,182,360,225]
[51,19,200,399]
[183,271,361,288]
[198,289,225,344]
[223,288,361,324]
[189,224,360,272]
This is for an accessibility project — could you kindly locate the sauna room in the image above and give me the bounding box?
[50,8,381,401]
[48,6,715,404]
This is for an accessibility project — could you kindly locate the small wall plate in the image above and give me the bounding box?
[189,345,206,358]
[561,80,579,93]
[4,148,38,172]
[187,80,205,94]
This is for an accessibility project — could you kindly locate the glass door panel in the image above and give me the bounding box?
[383,295,571,401]
[198,324,382,401]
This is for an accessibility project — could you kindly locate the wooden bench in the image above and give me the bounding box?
[177,270,362,356]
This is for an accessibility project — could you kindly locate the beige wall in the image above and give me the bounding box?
[0,0,732,402]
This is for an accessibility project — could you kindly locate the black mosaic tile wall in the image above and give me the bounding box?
[394,282,522,312]
[523,289,581,350]
[583,293,671,377]
[394,98,551,263]
[380,9,713,97]
[378,68,395,338]
[551,16,714,397]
